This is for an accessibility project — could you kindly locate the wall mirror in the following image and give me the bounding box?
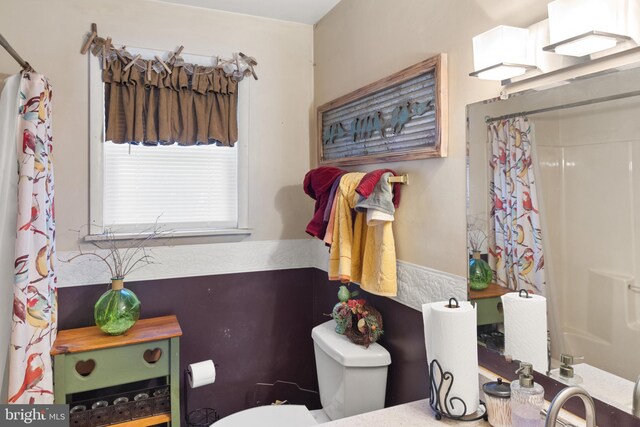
[467,63,640,416]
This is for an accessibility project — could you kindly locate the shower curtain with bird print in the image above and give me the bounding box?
[488,117,546,295]
[8,73,57,404]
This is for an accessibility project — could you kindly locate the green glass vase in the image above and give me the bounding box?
[94,278,141,335]
[469,251,493,291]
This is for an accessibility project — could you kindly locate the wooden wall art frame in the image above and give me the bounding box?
[317,54,448,166]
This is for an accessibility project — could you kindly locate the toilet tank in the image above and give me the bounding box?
[311,320,391,420]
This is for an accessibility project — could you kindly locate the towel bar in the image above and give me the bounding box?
[388,175,409,184]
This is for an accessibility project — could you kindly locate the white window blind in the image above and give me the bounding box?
[103,142,238,231]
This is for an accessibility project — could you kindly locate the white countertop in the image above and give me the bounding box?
[318,399,490,427]
[572,363,635,414]
[315,366,587,427]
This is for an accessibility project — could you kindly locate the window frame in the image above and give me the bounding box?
[88,48,250,239]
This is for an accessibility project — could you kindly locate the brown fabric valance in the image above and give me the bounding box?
[103,59,238,146]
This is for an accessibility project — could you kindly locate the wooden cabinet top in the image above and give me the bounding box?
[469,282,513,300]
[51,315,182,355]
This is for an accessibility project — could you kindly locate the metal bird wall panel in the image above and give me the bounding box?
[317,54,448,166]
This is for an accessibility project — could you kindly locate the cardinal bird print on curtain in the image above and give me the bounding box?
[8,72,57,404]
[488,117,546,295]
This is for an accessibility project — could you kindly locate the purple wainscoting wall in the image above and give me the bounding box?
[57,268,321,419]
[57,267,430,421]
[58,267,634,426]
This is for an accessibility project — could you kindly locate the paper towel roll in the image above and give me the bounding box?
[188,360,216,388]
[422,300,479,416]
[501,292,548,373]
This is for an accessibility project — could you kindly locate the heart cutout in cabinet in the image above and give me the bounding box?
[143,348,163,364]
[75,359,96,377]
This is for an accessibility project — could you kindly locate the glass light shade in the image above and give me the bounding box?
[472,26,535,80]
[548,0,640,56]
[555,35,617,57]
[474,65,530,80]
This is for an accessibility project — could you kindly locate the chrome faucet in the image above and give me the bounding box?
[544,386,596,427]
[633,375,640,417]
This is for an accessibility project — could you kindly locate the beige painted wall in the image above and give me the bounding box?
[0,0,314,251]
[313,0,549,276]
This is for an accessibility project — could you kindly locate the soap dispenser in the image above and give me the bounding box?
[511,362,544,427]
[548,354,584,385]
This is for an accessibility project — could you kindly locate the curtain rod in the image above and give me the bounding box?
[0,33,34,72]
[485,89,640,123]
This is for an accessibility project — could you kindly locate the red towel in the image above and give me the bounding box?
[303,167,346,238]
[355,169,401,208]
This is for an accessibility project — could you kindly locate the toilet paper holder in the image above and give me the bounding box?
[184,367,220,426]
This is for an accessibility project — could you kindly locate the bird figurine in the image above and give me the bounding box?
[371,111,386,138]
[348,118,359,142]
[8,353,45,403]
[411,100,432,116]
[364,115,376,139]
[390,102,411,134]
[356,116,367,140]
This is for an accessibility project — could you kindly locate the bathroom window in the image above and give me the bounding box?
[88,48,250,238]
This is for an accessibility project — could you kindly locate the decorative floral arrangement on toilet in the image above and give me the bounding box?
[331,285,383,347]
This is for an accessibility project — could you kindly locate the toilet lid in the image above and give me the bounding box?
[212,405,317,427]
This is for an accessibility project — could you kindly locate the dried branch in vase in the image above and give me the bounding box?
[468,214,488,253]
[60,222,168,280]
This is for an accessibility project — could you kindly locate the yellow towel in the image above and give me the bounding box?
[328,173,397,296]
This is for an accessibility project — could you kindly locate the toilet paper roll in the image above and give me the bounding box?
[501,292,548,374]
[422,300,479,416]
[188,360,216,388]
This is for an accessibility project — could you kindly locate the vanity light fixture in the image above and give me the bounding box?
[470,25,537,80]
[544,0,640,57]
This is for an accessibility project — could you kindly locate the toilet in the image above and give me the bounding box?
[214,319,391,426]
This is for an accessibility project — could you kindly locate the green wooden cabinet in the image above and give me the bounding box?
[474,296,504,326]
[469,283,510,326]
[51,316,182,426]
